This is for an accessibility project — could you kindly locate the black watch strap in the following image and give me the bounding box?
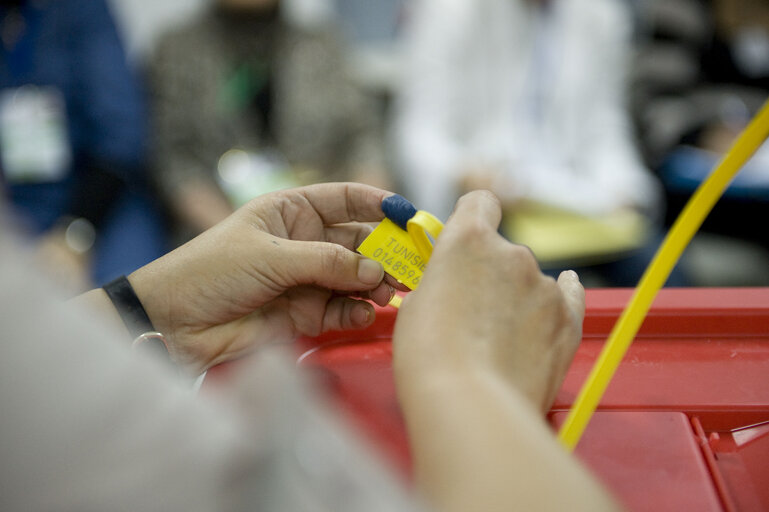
[102,275,156,338]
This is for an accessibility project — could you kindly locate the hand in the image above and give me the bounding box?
[393,190,585,413]
[36,226,93,294]
[458,166,523,210]
[457,164,516,195]
[350,164,394,191]
[457,166,500,194]
[175,180,235,234]
[130,183,397,374]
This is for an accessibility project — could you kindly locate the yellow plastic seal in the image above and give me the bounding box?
[357,218,431,291]
[358,210,445,307]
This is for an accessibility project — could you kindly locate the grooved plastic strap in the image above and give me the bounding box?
[558,99,769,451]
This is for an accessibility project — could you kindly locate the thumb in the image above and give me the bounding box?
[445,190,503,234]
[557,270,586,321]
[275,239,385,291]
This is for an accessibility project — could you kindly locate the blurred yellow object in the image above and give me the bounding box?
[504,202,649,267]
[558,98,769,451]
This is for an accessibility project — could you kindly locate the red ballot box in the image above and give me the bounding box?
[205,288,769,512]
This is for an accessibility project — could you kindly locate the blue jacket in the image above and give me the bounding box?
[0,0,148,231]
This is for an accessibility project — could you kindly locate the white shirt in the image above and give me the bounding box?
[394,0,660,220]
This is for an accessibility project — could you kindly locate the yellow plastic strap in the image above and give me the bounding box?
[407,210,444,262]
[558,99,769,451]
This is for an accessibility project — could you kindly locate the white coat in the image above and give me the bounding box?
[394,0,660,220]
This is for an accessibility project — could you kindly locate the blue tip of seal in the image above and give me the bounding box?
[382,194,418,231]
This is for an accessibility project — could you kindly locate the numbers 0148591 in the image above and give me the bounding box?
[372,247,421,287]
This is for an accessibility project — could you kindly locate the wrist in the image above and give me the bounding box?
[127,262,175,341]
[101,275,178,369]
[396,363,489,413]
[102,276,156,335]
[397,357,546,419]
[128,261,205,374]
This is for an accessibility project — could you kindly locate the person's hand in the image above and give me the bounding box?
[458,165,523,211]
[175,180,235,234]
[130,183,398,374]
[393,190,585,413]
[457,166,504,195]
[36,226,92,294]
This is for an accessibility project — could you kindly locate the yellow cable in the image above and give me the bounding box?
[558,99,769,450]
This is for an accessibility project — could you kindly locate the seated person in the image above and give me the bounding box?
[394,0,667,286]
[149,0,390,243]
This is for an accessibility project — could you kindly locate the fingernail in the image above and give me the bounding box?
[352,304,373,326]
[357,258,384,285]
[388,284,396,301]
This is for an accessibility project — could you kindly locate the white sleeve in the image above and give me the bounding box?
[516,0,660,216]
[0,229,426,512]
[392,0,472,219]
[571,0,661,214]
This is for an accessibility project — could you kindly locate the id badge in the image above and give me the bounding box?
[0,86,71,183]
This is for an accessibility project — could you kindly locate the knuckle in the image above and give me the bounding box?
[508,244,541,276]
[341,301,357,330]
[318,244,350,276]
[450,217,493,246]
[458,189,500,207]
[509,243,537,262]
[477,189,502,206]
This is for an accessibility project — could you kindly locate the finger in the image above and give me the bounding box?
[277,239,385,291]
[364,281,396,307]
[295,183,392,225]
[444,190,503,235]
[343,277,406,301]
[324,222,375,251]
[321,297,376,332]
[326,224,411,291]
[557,270,586,320]
[323,225,411,292]
[384,274,411,292]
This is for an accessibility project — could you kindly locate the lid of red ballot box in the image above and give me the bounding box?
[204,288,769,512]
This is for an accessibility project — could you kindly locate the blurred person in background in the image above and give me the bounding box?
[632,0,769,249]
[0,0,166,291]
[149,0,391,243]
[393,0,675,286]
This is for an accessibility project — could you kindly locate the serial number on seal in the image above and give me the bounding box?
[370,244,424,288]
[357,219,428,290]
